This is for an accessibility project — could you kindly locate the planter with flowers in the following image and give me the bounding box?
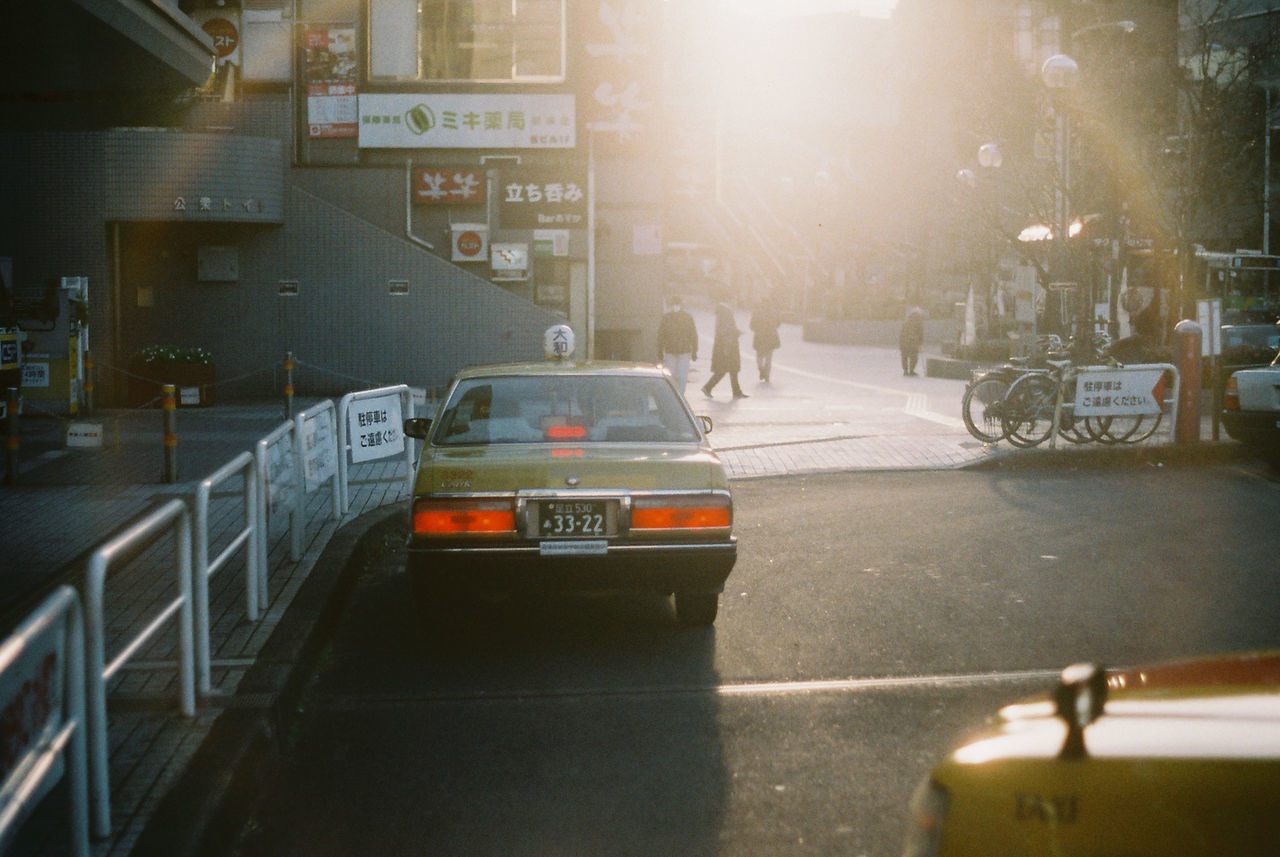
[128,346,216,407]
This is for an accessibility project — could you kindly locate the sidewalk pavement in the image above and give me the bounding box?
[0,344,1252,857]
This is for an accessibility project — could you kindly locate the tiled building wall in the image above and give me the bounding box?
[1,120,561,404]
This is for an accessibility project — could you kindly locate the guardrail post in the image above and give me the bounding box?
[5,386,17,486]
[194,452,260,695]
[85,499,195,838]
[337,386,414,516]
[291,412,305,561]
[1173,320,1202,445]
[162,383,178,483]
[284,351,295,420]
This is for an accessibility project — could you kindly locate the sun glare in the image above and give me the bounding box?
[721,0,897,18]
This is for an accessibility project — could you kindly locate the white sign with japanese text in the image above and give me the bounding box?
[301,409,337,492]
[21,361,49,388]
[264,433,294,518]
[347,393,404,464]
[1074,368,1165,416]
[358,94,575,149]
[1197,299,1222,356]
[0,606,67,810]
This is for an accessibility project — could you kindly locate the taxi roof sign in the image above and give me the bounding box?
[544,324,575,360]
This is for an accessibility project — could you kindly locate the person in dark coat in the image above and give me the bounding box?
[656,294,698,392]
[750,299,782,383]
[701,302,748,399]
[899,306,925,376]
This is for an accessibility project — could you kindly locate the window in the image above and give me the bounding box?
[370,0,564,83]
[433,376,700,446]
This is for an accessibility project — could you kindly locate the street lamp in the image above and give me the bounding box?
[1072,20,1135,41]
[978,142,1003,169]
[1042,53,1078,339]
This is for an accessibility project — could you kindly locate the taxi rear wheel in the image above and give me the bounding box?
[674,591,719,626]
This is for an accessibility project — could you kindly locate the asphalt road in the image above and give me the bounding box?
[225,463,1280,857]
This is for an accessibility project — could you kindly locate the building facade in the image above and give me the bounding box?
[1,0,668,405]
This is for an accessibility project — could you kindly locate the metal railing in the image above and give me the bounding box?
[336,384,416,514]
[84,498,194,838]
[256,419,300,567]
[193,450,260,695]
[0,586,89,857]
[11,382,417,846]
[294,399,343,529]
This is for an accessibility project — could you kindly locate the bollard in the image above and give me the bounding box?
[162,383,179,483]
[5,386,17,485]
[284,351,295,420]
[1173,319,1202,445]
[83,351,94,416]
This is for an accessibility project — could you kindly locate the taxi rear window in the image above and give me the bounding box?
[432,375,701,445]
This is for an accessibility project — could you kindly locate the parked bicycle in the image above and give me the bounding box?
[959,335,1066,444]
[960,332,1163,447]
[999,354,1166,448]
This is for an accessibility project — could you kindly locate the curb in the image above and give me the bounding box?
[925,354,988,380]
[962,439,1260,471]
[128,506,404,857]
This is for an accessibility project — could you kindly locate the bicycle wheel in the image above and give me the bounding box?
[1085,414,1142,444]
[961,375,1011,443]
[1058,413,1093,443]
[1124,411,1162,444]
[1123,371,1172,443]
[1001,373,1057,448]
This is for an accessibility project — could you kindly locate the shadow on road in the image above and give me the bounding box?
[234,521,730,857]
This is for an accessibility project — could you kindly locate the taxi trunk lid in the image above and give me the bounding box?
[416,443,728,493]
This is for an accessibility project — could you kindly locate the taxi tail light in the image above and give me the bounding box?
[902,778,948,857]
[1224,375,1240,411]
[413,498,516,535]
[631,495,732,531]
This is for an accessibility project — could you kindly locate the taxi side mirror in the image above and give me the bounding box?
[403,417,433,440]
[699,415,713,435]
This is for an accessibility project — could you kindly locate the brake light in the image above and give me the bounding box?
[546,424,587,440]
[413,499,515,535]
[632,497,732,530]
[1224,375,1240,411]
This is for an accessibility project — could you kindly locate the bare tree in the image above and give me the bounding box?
[1149,1,1277,298]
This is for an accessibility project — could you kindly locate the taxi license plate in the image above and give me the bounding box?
[538,500,609,538]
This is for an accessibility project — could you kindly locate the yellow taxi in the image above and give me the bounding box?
[402,328,736,626]
[903,652,1280,856]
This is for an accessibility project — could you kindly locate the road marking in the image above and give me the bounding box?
[716,669,1060,696]
[306,669,1063,709]
[774,362,965,429]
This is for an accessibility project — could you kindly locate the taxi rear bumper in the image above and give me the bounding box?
[406,539,737,595]
[1222,409,1280,446]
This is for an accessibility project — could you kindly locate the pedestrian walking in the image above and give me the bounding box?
[656,294,698,392]
[750,298,782,383]
[701,302,748,399]
[899,305,925,376]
